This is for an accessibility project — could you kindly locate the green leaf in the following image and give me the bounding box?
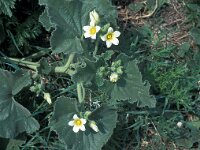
[177,42,190,57]
[190,27,200,45]
[39,8,53,32]
[0,138,25,150]
[175,122,200,148]
[98,55,156,108]
[50,96,117,150]
[37,58,56,75]
[0,69,40,138]
[101,50,115,61]
[39,0,117,54]
[72,57,103,85]
[0,0,16,17]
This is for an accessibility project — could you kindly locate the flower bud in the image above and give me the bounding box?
[90,10,100,25]
[89,121,99,132]
[110,72,119,83]
[177,121,183,128]
[84,111,92,119]
[99,66,106,72]
[111,66,116,72]
[116,66,123,75]
[43,92,52,104]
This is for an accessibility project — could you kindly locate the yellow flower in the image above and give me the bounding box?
[68,114,87,133]
[101,27,121,48]
[110,72,119,83]
[83,22,101,39]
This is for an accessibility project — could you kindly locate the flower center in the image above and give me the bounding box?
[106,33,113,40]
[74,119,82,126]
[90,27,96,35]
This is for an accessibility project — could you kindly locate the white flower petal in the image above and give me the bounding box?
[80,125,86,131]
[73,114,79,120]
[81,119,87,124]
[68,120,74,126]
[108,27,113,33]
[113,31,121,37]
[91,34,96,39]
[106,41,112,48]
[96,26,101,32]
[73,126,80,133]
[101,35,107,41]
[83,26,90,31]
[112,38,119,45]
[84,32,91,38]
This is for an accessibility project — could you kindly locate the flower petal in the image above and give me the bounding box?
[113,31,121,37]
[96,26,101,32]
[91,34,96,39]
[81,119,87,124]
[108,27,113,33]
[83,26,90,31]
[84,32,91,38]
[101,35,107,41]
[106,41,112,48]
[80,125,86,131]
[73,126,80,133]
[73,114,79,120]
[68,120,74,126]
[112,38,119,45]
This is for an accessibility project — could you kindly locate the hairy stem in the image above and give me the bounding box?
[93,40,99,57]
[2,53,76,76]
[4,57,39,70]
[55,53,75,73]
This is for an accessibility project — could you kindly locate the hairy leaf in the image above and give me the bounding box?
[39,0,117,54]
[0,69,40,138]
[72,57,103,85]
[39,8,53,32]
[50,96,117,150]
[98,54,156,107]
[37,58,56,75]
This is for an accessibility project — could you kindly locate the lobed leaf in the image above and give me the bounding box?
[0,69,40,138]
[39,0,117,54]
[50,96,117,150]
[98,54,156,108]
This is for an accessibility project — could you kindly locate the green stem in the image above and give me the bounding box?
[77,82,85,103]
[5,57,39,70]
[93,40,99,57]
[55,53,75,73]
[2,53,76,75]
